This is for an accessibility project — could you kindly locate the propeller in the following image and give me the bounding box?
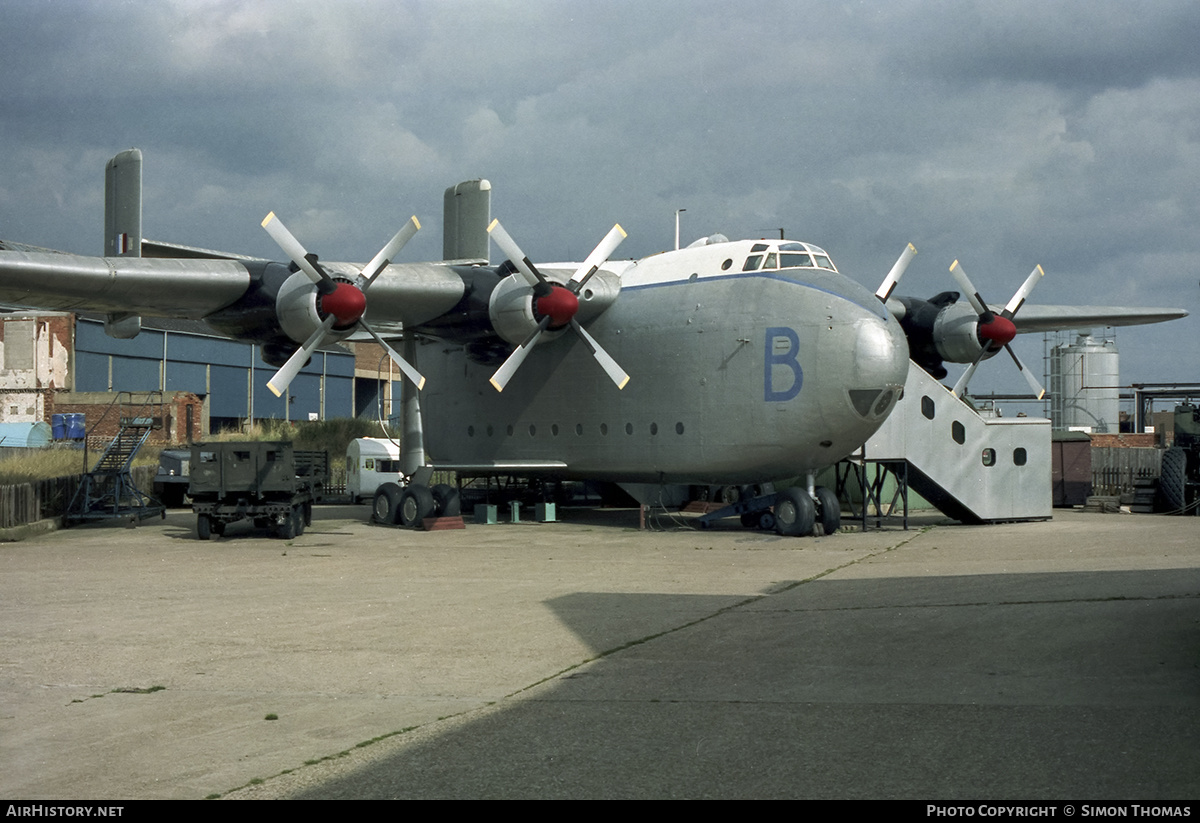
[486,219,629,392]
[948,260,1046,399]
[261,212,425,396]
[875,242,918,303]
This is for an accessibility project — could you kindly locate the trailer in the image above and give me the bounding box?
[346,437,403,504]
[189,441,328,539]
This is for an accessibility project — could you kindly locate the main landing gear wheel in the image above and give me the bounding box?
[431,483,461,518]
[373,483,404,525]
[814,486,841,535]
[774,488,815,537]
[399,484,436,527]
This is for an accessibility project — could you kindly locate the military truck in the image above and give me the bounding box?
[189,441,328,539]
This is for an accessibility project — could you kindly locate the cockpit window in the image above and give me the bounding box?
[744,242,838,273]
[779,252,813,268]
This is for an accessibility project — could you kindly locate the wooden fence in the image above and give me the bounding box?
[1090,447,1162,496]
[0,466,156,529]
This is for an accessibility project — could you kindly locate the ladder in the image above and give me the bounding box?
[66,392,166,525]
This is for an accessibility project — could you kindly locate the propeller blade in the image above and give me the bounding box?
[570,318,630,389]
[948,260,990,317]
[361,216,421,289]
[267,316,336,397]
[1002,264,1044,319]
[875,242,917,303]
[1006,344,1047,399]
[488,219,548,291]
[488,317,551,392]
[262,212,331,288]
[950,354,984,398]
[360,322,426,390]
[569,224,627,290]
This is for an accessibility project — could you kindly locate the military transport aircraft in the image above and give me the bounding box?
[0,150,1187,536]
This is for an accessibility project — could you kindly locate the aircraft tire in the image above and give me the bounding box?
[197,515,212,541]
[815,486,841,535]
[432,484,461,517]
[774,488,815,537]
[373,483,404,525]
[399,484,436,527]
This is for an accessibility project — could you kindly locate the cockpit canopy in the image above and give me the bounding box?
[742,241,837,273]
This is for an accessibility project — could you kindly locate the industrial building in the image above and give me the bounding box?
[0,308,400,442]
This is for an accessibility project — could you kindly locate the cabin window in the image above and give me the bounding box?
[982,448,996,467]
[676,422,685,435]
[742,255,763,271]
[952,421,965,444]
[921,396,935,420]
[721,259,733,270]
[575,423,583,435]
[600,423,608,435]
[467,426,475,437]
[528,424,537,436]
[625,422,634,435]
[751,243,769,252]
[813,254,835,270]
[552,424,559,436]
[650,422,658,435]
[1013,448,1027,466]
[763,253,778,269]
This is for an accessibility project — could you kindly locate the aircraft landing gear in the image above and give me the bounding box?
[773,488,815,537]
[814,485,841,535]
[696,483,839,537]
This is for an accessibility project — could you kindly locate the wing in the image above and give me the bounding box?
[0,249,251,318]
[1011,304,1188,333]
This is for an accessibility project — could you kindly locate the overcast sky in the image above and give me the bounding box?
[2,0,1198,405]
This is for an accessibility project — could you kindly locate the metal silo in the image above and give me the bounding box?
[1050,333,1120,432]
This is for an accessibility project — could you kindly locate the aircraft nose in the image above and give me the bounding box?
[846,309,909,419]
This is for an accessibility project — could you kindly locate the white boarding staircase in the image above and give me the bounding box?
[862,362,1051,524]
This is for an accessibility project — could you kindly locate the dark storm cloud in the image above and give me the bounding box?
[0,0,1196,391]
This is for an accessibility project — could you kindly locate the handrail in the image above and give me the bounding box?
[82,391,165,474]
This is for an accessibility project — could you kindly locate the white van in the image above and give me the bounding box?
[346,438,403,503]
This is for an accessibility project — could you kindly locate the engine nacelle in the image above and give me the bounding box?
[486,267,622,346]
[931,301,988,364]
[487,273,568,346]
[275,271,356,347]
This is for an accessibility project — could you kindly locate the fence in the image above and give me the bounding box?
[1090,447,1162,496]
[0,466,156,530]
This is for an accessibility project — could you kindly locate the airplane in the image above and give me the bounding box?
[0,149,1187,536]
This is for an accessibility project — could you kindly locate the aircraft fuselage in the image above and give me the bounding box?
[417,239,910,485]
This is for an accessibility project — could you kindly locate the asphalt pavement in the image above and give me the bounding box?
[1,505,1197,799]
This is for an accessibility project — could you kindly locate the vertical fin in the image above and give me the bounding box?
[443,179,491,262]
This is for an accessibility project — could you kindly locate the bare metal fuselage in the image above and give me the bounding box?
[418,241,910,485]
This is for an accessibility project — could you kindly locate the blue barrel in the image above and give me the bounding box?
[51,414,66,440]
[66,413,86,440]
